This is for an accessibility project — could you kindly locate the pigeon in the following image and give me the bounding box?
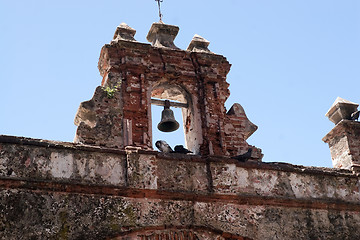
[155,140,173,153]
[351,110,360,121]
[231,148,253,162]
[174,145,192,154]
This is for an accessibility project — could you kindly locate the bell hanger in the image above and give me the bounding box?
[157,100,180,132]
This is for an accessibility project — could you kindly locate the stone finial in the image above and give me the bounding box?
[323,98,360,172]
[325,97,359,125]
[323,120,360,171]
[111,23,136,43]
[227,103,258,140]
[146,22,179,49]
[187,34,212,53]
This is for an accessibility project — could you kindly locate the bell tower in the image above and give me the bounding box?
[74,22,262,158]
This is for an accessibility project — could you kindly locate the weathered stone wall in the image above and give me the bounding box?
[5,22,360,240]
[1,135,360,239]
[75,23,261,158]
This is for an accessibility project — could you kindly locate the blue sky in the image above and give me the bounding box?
[1,1,359,167]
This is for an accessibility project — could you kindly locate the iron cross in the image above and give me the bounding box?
[155,0,163,22]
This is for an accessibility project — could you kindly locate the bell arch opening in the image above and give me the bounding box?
[150,82,202,154]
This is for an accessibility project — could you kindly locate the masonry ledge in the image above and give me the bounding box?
[1,135,359,206]
[103,40,228,61]
[0,177,359,212]
[0,135,354,177]
[323,119,360,143]
[0,135,157,155]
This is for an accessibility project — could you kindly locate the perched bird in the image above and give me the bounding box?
[174,145,192,154]
[351,110,360,121]
[155,140,173,153]
[231,148,253,162]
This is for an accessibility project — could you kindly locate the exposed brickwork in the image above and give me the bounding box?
[323,98,360,172]
[75,23,262,158]
[323,120,360,170]
[2,23,360,240]
[225,104,260,157]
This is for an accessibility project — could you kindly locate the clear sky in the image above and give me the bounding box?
[1,0,359,168]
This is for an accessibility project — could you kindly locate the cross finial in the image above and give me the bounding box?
[155,0,164,23]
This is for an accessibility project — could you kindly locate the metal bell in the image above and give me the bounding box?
[157,100,180,132]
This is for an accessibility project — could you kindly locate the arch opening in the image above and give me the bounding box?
[150,82,202,154]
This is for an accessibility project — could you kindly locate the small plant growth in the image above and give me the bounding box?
[102,81,122,99]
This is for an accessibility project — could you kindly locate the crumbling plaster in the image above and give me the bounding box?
[2,22,360,240]
[1,136,360,239]
[74,23,261,158]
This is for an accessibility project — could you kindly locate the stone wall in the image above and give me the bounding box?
[323,120,360,170]
[3,23,360,240]
[75,23,261,158]
[1,135,360,239]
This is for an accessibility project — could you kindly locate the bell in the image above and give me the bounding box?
[157,100,180,132]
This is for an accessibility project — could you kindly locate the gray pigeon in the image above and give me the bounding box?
[174,145,192,154]
[155,140,173,153]
[231,148,252,162]
[351,110,360,121]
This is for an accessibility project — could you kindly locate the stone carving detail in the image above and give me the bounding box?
[111,22,137,43]
[325,97,359,125]
[187,34,212,53]
[146,22,180,49]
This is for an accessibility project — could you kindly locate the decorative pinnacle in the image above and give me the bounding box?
[325,97,359,125]
[111,23,136,43]
[187,34,212,53]
[146,22,179,49]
